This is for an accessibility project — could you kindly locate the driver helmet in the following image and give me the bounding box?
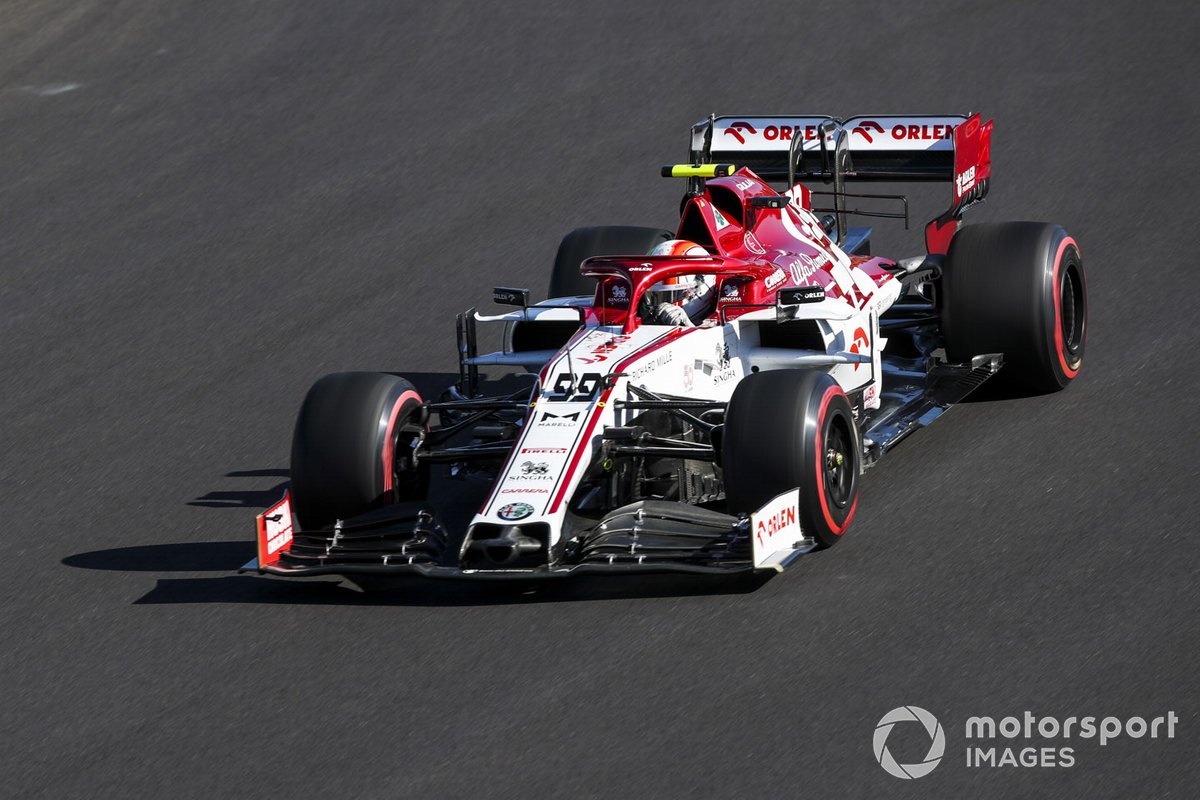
[646,239,715,319]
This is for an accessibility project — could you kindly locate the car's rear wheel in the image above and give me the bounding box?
[723,369,860,548]
[290,372,427,530]
[941,222,1086,392]
[548,225,673,298]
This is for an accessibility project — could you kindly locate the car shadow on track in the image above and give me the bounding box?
[63,541,775,606]
[962,378,1060,403]
[189,470,290,509]
[136,573,775,606]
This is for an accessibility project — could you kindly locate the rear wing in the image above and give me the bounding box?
[689,113,993,254]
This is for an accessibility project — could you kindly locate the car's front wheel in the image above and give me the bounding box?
[723,369,860,548]
[289,372,427,530]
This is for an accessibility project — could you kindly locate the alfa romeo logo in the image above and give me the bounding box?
[497,502,534,521]
[873,706,945,779]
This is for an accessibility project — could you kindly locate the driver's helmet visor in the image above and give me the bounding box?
[646,274,715,317]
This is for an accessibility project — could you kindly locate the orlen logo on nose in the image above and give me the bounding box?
[723,121,757,144]
[852,120,885,143]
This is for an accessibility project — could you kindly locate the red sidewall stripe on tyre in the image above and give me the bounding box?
[381,390,421,493]
[813,384,856,535]
[1052,236,1081,379]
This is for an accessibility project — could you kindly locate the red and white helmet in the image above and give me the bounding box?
[646,239,715,320]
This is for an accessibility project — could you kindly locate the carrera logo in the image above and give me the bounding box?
[851,120,885,143]
[765,268,787,291]
[723,121,757,144]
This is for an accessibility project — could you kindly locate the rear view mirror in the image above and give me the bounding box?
[776,285,825,323]
[493,287,530,308]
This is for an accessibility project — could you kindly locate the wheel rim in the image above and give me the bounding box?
[823,414,854,509]
[1060,261,1085,357]
[390,414,423,497]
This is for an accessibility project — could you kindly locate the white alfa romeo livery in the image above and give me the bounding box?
[246,112,1087,581]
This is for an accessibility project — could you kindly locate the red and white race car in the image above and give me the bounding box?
[246,112,1086,580]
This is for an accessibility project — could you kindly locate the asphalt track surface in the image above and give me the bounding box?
[3,1,1199,797]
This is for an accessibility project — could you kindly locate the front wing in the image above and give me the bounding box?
[241,491,817,580]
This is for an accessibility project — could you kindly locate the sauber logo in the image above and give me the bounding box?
[851,120,885,143]
[723,121,757,144]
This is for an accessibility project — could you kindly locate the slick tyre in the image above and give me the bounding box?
[723,369,860,548]
[290,372,426,530]
[548,225,673,298]
[941,222,1086,392]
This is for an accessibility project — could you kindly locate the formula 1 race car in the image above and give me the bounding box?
[245,112,1086,580]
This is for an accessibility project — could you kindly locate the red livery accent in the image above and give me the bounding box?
[723,121,757,144]
[851,120,885,143]
[256,492,295,566]
[813,386,857,535]
[547,328,694,514]
[756,504,797,546]
[1052,237,1081,379]
[381,390,421,493]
